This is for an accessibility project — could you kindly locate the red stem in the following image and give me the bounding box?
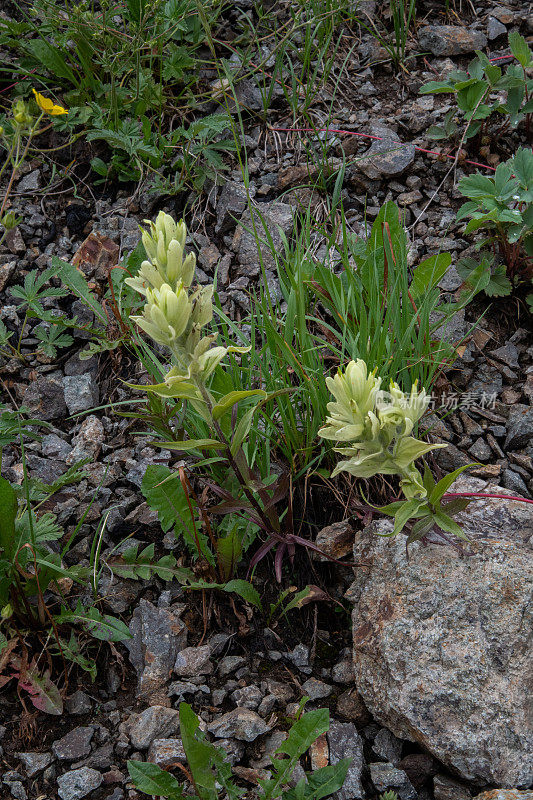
[443,491,533,505]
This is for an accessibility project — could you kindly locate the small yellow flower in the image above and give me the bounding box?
[32,89,68,116]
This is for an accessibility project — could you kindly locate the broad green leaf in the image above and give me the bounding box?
[394,437,444,470]
[485,266,512,298]
[127,760,185,798]
[212,390,267,420]
[411,253,452,298]
[434,510,469,540]
[141,465,197,533]
[285,760,351,800]
[179,702,218,800]
[0,476,17,561]
[25,39,78,84]
[277,708,330,761]
[126,379,202,402]
[379,499,425,538]
[509,31,532,68]
[57,605,132,641]
[223,579,262,608]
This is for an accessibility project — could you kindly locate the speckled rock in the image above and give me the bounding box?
[347,478,533,786]
[357,124,415,180]
[207,708,270,741]
[57,766,103,800]
[233,201,294,276]
[127,706,180,750]
[418,25,487,56]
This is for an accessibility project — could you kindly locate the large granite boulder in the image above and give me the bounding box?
[347,478,533,786]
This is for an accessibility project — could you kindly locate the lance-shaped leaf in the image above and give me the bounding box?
[212,389,267,420]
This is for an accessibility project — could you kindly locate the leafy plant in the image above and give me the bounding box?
[128,701,349,800]
[0,0,229,188]
[376,463,475,544]
[0,405,131,714]
[308,202,477,391]
[456,147,533,294]
[419,33,533,141]
[320,360,477,544]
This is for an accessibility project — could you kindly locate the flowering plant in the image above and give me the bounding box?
[319,359,444,499]
[320,360,474,542]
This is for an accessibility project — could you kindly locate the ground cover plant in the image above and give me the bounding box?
[0,0,532,797]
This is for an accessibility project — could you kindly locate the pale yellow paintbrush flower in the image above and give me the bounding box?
[32,89,68,116]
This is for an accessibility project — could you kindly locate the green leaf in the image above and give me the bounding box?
[277,708,330,761]
[508,31,532,68]
[429,463,476,505]
[285,760,351,800]
[141,465,197,534]
[54,257,107,324]
[485,265,512,298]
[223,579,262,608]
[434,510,469,540]
[158,438,227,452]
[127,760,185,798]
[212,390,267,420]
[411,253,452,298]
[0,476,17,561]
[25,39,78,84]
[179,702,218,800]
[56,604,132,641]
[379,499,425,538]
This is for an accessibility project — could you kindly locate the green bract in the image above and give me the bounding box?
[128,212,245,383]
[319,360,446,499]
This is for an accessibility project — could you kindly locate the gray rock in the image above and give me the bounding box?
[128,706,180,750]
[327,722,364,800]
[17,170,42,194]
[487,16,507,40]
[207,708,270,741]
[357,124,415,180]
[301,678,332,700]
[373,728,403,765]
[7,780,26,800]
[23,376,67,421]
[332,658,355,684]
[418,25,487,56]
[348,483,533,785]
[231,684,263,710]
[505,404,533,450]
[57,767,103,800]
[502,468,530,498]
[218,655,247,676]
[63,374,99,415]
[16,752,53,777]
[490,342,519,368]
[25,453,66,484]
[287,643,310,672]
[433,774,470,800]
[66,414,104,465]
[468,437,491,462]
[473,792,533,800]
[438,265,462,292]
[174,645,213,677]
[126,599,187,705]
[216,738,246,765]
[41,433,71,460]
[370,763,417,800]
[147,738,186,767]
[233,201,293,276]
[52,727,94,761]
[215,182,250,234]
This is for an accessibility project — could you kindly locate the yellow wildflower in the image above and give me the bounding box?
[32,89,68,116]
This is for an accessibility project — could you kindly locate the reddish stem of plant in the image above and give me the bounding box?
[443,491,533,505]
